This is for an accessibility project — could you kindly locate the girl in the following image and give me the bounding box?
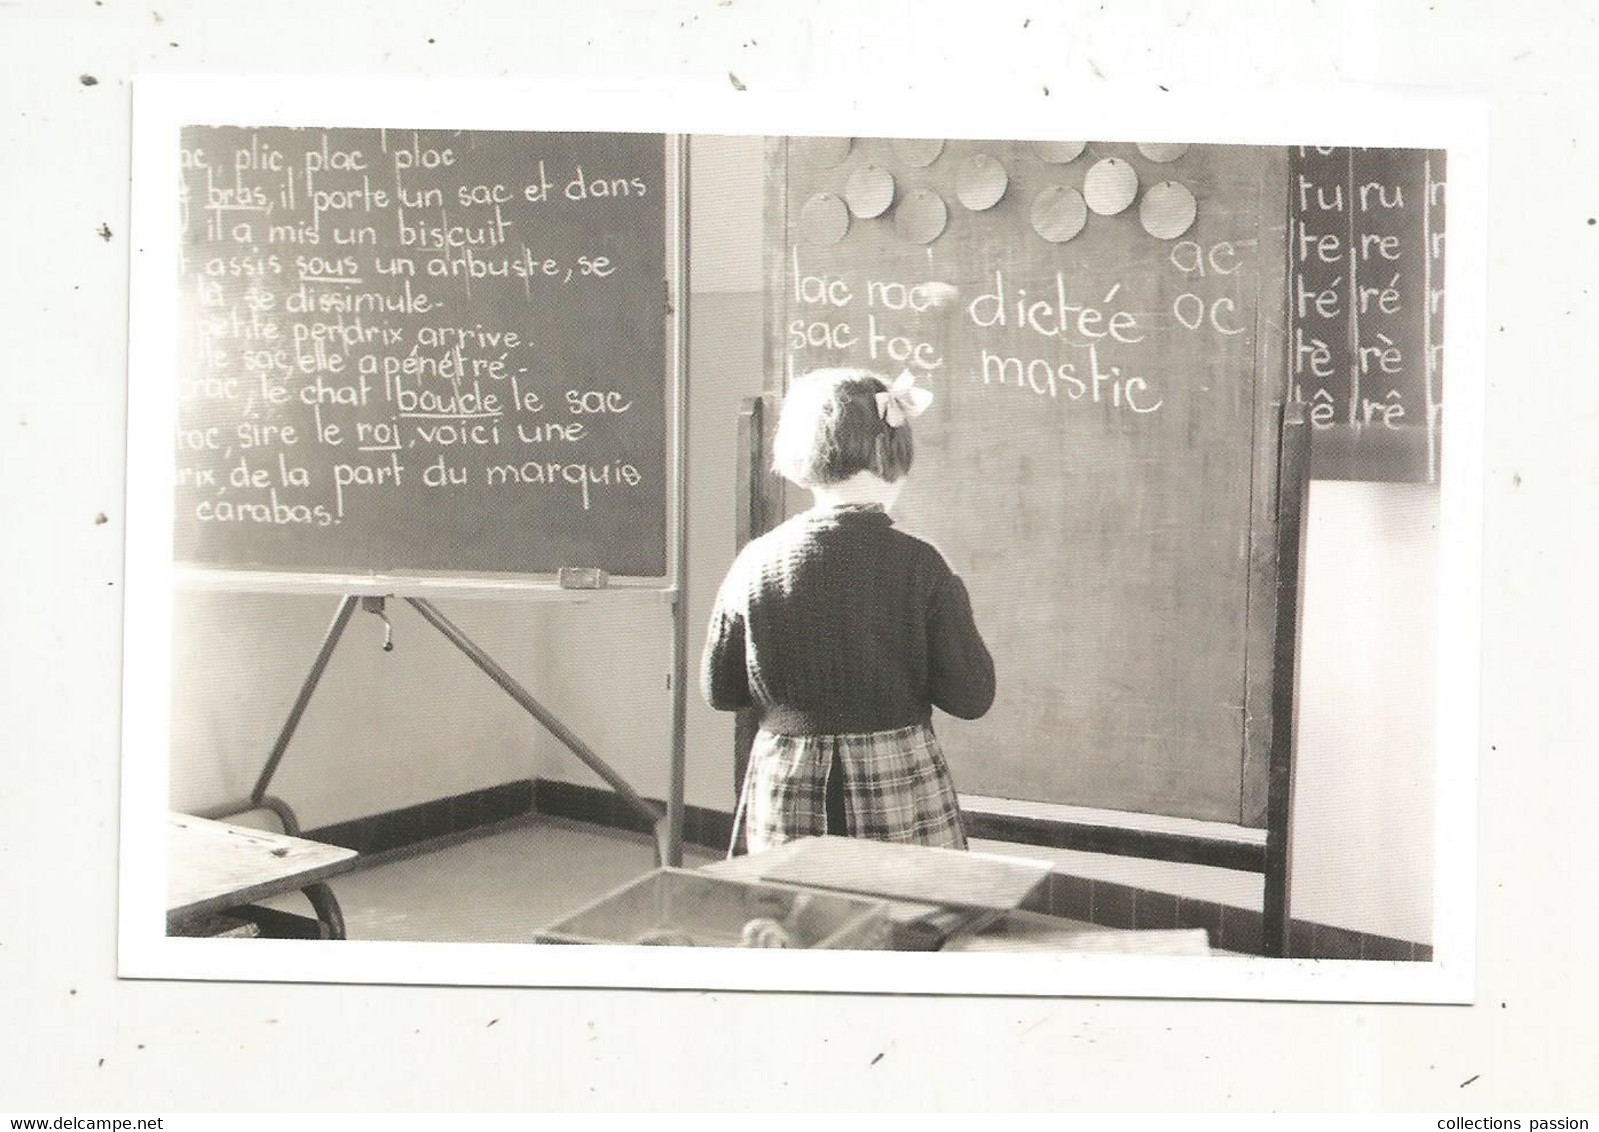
[701,367,996,855]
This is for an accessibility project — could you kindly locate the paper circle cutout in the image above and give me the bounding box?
[1083,157,1139,216]
[799,193,850,245]
[894,138,945,167]
[956,153,1009,211]
[1139,181,1198,239]
[1031,186,1089,243]
[1136,142,1189,163]
[796,136,853,166]
[844,165,896,218]
[895,189,948,244]
[1034,140,1087,164]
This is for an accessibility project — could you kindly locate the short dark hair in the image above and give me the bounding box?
[771,368,915,487]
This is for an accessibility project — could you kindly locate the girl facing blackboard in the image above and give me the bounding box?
[701,367,996,854]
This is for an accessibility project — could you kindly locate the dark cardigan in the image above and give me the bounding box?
[700,504,996,735]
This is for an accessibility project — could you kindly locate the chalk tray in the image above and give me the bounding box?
[534,867,894,950]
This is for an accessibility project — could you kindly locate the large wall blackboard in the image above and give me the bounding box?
[770,137,1289,827]
[1289,146,1446,482]
[174,127,670,578]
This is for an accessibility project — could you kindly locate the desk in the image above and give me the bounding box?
[702,840,1210,955]
[167,813,359,939]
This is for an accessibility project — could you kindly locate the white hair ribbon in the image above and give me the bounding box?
[875,370,934,428]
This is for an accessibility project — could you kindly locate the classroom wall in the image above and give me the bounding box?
[168,589,559,826]
[169,134,1436,945]
[521,133,759,811]
[1293,480,1438,943]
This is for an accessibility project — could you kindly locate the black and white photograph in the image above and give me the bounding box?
[114,77,1483,1003]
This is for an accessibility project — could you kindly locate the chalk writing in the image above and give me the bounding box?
[174,127,669,576]
[1288,145,1445,481]
[786,245,1183,418]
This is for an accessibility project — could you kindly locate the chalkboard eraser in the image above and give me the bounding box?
[558,567,609,590]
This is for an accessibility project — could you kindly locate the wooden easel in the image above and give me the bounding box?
[195,593,685,875]
[180,133,695,923]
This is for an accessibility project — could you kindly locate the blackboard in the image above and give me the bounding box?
[1288,146,1446,482]
[173,127,672,579]
[769,137,1289,827]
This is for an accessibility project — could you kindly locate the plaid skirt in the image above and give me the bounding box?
[732,722,968,855]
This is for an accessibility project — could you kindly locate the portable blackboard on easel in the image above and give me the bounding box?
[742,135,1310,955]
[146,110,692,931]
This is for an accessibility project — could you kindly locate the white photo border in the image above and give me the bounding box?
[121,74,1486,1003]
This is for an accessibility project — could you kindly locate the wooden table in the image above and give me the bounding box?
[702,839,1210,955]
[167,813,359,938]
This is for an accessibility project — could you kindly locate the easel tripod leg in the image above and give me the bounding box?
[250,594,362,809]
[194,598,362,832]
[403,597,670,865]
[208,595,359,939]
